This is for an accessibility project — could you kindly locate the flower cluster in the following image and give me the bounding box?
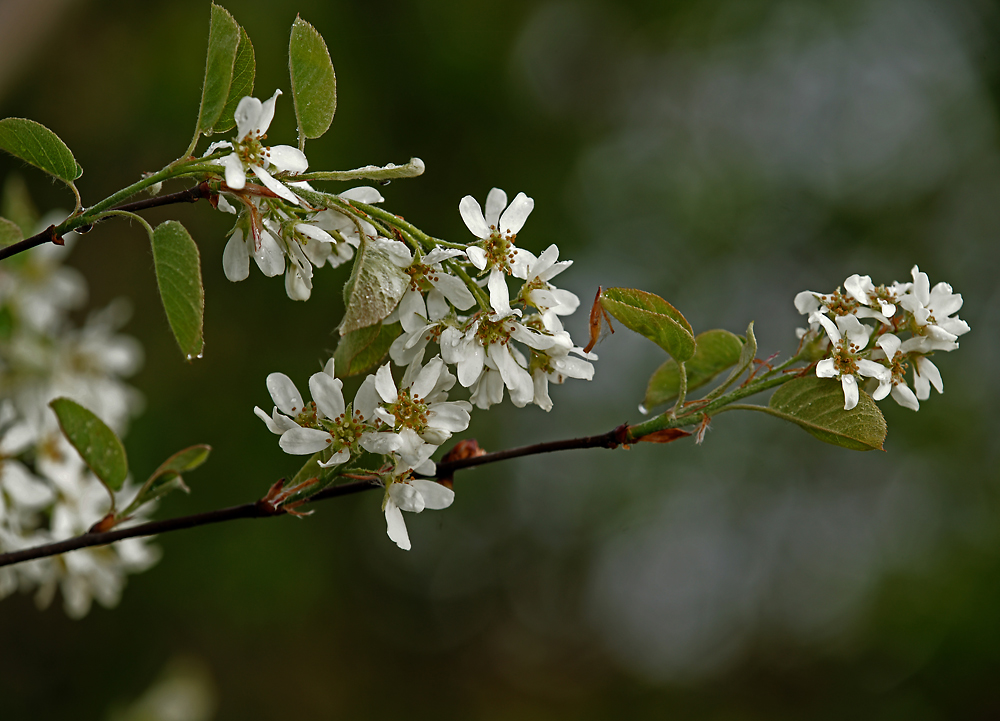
[208,91,391,302]
[255,187,596,549]
[795,266,970,411]
[0,232,156,617]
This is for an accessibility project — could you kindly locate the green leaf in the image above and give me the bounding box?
[707,321,757,400]
[334,322,402,377]
[1,174,39,236]
[120,445,211,518]
[767,376,887,451]
[214,26,255,135]
[289,16,337,143]
[600,287,695,362]
[151,221,205,359]
[644,329,744,409]
[197,3,241,135]
[0,217,22,249]
[0,118,82,184]
[50,398,128,494]
[339,237,409,335]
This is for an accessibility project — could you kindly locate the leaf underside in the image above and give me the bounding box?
[768,375,887,451]
[339,237,408,335]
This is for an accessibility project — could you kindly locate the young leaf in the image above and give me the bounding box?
[0,118,82,184]
[289,16,337,144]
[119,445,211,518]
[50,398,128,494]
[334,322,402,377]
[706,321,757,400]
[767,376,887,451]
[0,217,22,249]
[599,287,695,362]
[196,3,241,135]
[339,237,408,335]
[151,220,205,360]
[644,329,744,409]
[214,26,256,135]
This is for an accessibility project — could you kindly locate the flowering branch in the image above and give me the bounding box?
[0,422,638,569]
[0,4,971,617]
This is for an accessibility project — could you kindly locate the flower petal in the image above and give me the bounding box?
[487,268,512,318]
[256,89,282,135]
[384,499,411,550]
[339,186,384,203]
[251,165,300,205]
[310,372,346,420]
[409,479,455,510]
[459,196,490,239]
[840,375,859,411]
[318,448,351,468]
[375,363,398,403]
[223,153,246,190]
[234,96,263,141]
[279,427,333,454]
[266,373,303,415]
[254,230,286,277]
[295,223,334,243]
[499,192,534,235]
[466,246,487,270]
[267,145,308,174]
[223,229,250,282]
[484,188,508,229]
[389,480,425,513]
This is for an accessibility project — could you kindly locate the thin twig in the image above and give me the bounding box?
[0,424,632,568]
[0,183,212,262]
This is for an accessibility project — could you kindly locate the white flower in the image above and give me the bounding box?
[460,188,535,318]
[897,265,970,345]
[378,240,476,333]
[814,314,891,410]
[527,318,596,412]
[517,244,580,317]
[363,358,472,472]
[218,90,308,205]
[254,359,368,469]
[222,206,286,282]
[440,315,556,407]
[382,472,455,551]
[844,274,896,319]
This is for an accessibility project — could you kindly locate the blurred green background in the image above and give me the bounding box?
[2,0,999,718]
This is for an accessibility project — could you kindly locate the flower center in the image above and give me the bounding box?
[831,340,860,376]
[319,406,368,453]
[236,134,268,169]
[386,389,429,432]
[404,263,438,292]
[294,401,320,429]
[825,289,859,317]
[482,229,518,274]
[474,316,514,346]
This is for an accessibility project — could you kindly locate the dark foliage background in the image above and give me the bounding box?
[2,0,999,718]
